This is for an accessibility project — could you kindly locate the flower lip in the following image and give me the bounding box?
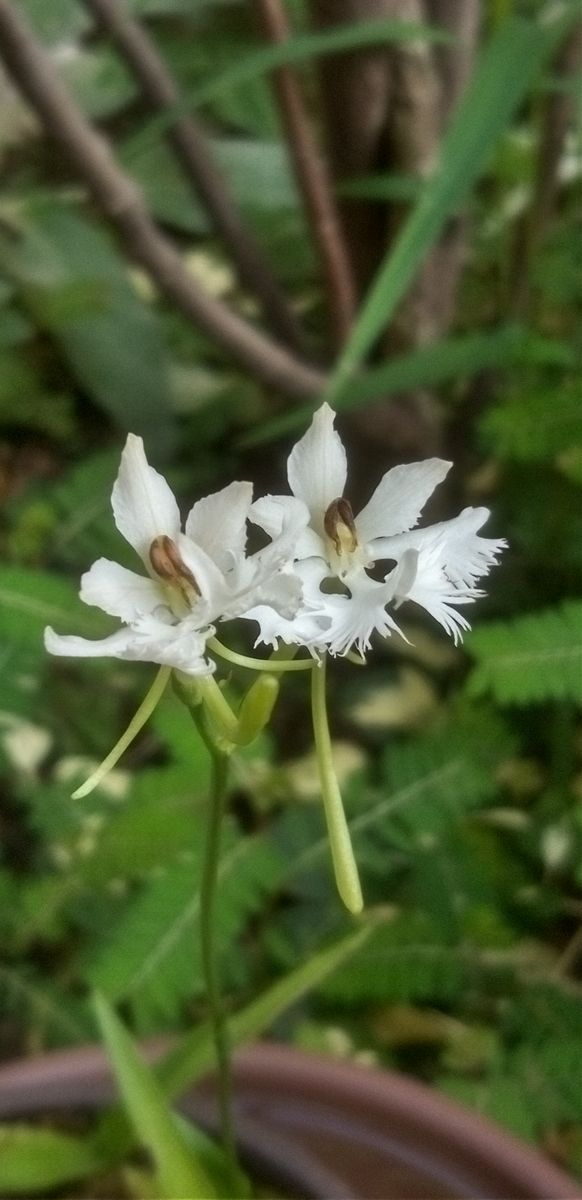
[324,497,358,556]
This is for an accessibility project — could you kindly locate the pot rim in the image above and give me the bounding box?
[0,1040,579,1200]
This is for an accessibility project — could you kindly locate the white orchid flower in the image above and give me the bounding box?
[45,434,306,675]
[251,403,507,655]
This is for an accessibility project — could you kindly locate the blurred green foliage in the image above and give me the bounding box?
[0,0,581,1191]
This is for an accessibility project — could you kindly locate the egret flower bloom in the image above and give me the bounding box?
[45,434,305,675]
[251,404,506,655]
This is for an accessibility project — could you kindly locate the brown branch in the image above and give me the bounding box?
[310,0,397,295]
[425,0,480,128]
[85,0,304,352]
[0,0,324,399]
[254,0,356,351]
[412,0,479,343]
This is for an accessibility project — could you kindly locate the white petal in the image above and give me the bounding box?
[247,604,328,651]
[379,508,507,645]
[251,494,306,539]
[246,560,330,649]
[375,507,507,588]
[45,626,138,659]
[80,559,162,622]
[287,404,347,533]
[111,434,181,566]
[185,481,253,571]
[400,583,474,645]
[125,616,214,675]
[356,458,451,544]
[45,617,214,675]
[314,576,404,657]
[231,569,303,623]
[251,494,322,561]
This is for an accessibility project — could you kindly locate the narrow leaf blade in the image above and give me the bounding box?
[325,14,569,402]
[94,993,218,1199]
[0,1126,98,1194]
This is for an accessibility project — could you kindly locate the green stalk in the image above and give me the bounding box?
[311,658,363,914]
[200,750,237,1173]
[72,665,171,799]
[208,635,313,673]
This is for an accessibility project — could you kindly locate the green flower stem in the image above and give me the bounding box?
[200,749,238,1176]
[311,657,363,914]
[208,636,313,673]
[196,676,239,748]
[72,665,171,799]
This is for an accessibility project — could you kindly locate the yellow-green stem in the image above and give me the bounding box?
[208,636,313,673]
[197,675,239,745]
[200,750,238,1173]
[311,657,363,914]
[72,665,171,799]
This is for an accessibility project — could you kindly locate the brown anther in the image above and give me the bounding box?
[149,535,200,596]
[324,497,358,556]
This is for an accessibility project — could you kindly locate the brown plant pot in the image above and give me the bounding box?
[0,1041,580,1200]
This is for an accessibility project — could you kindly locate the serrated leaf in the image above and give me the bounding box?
[77,767,208,886]
[157,922,380,1097]
[480,383,582,467]
[87,833,285,1023]
[320,916,476,1005]
[0,964,92,1047]
[467,603,582,704]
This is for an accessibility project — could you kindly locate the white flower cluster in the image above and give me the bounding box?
[45,404,506,674]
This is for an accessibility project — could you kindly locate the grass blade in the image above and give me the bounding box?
[324,13,571,404]
[94,993,219,1199]
[243,325,570,445]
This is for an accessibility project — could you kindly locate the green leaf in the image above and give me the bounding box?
[243,325,570,444]
[18,0,88,44]
[438,1076,537,1142]
[83,924,377,1185]
[0,1125,98,1194]
[58,47,136,121]
[0,348,73,439]
[0,964,91,1048]
[158,921,378,1098]
[323,14,570,403]
[122,135,299,234]
[44,450,125,571]
[320,918,481,1006]
[480,382,582,469]
[467,602,582,704]
[0,567,105,644]
[0,203,176,453]
[87,833,284,1023]
[189,19,450,104]
[94,993,219,1200]
[129,19,451,153]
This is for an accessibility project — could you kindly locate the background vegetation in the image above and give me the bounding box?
[0,0,581,1186]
